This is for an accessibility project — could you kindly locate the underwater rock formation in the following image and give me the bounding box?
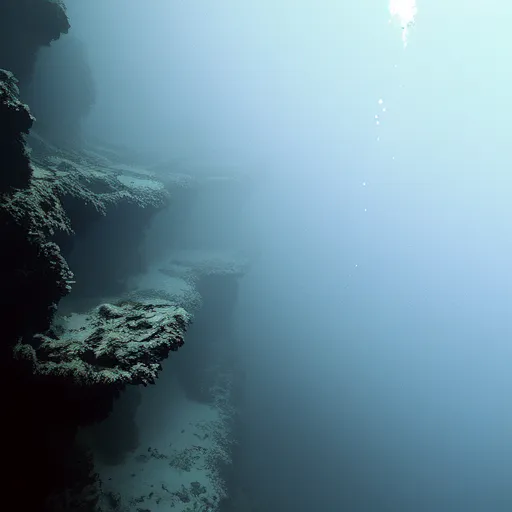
[0,65,192,511]
[0,3,252,511]
[0,68,171,349]
[0,69,74,348]
[27,130,171,297]
[0,0,69,85]
[15,300,191,388]
[0,69,34,190]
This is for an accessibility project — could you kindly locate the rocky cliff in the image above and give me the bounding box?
[0,2,250,511]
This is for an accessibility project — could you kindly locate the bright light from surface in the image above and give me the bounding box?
[389,0,417,46]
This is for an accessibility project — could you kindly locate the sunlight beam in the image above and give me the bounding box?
[389,0,418,46]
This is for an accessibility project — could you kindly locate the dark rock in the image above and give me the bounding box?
[0,69,34,191]
[0,0,69,85]
[15,300,191,391]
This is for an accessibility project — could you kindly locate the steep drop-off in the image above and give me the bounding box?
[0,2,251,510]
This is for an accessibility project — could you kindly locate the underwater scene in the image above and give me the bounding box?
[2,1,512,511]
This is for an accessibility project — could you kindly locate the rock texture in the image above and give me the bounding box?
[0,69,173,349]
[0,69,73,348]
[0,69,34,190]
[0,67,193,512]
[0,4,252,512]
[15,300,191,389]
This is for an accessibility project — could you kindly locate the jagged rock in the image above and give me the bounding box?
[0,69,34,190]
[0,5,251,512]
[0,69,74,344]
[0,72,189,510]
[27,131,170,216]
[17,131,174,297]
[125,285,204,316]
[15,300,191,388]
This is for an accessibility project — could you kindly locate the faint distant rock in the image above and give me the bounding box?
[160,249,251,283]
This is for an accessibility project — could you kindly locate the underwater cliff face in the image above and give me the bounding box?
[0,2,251,510]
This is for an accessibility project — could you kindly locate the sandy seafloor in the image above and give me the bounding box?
[96,371,231,512]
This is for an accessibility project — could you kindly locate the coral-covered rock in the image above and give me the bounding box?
[15,300,191,389]
[0,71,191,511]
[0,69,74,345]
[160,249,251,282]
[0,69,34,190]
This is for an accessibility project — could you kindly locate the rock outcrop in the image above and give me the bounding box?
[0,69,34,190]
[0,68,194,512]
[0,69,73,348]
[0,4,253,512]
[16,301,190,388]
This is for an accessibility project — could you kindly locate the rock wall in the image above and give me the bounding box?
[0,73,251,512]
[0,68,193,511]
[0,3,253,511]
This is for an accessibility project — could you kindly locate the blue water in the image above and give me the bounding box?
[60,0,512,509]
